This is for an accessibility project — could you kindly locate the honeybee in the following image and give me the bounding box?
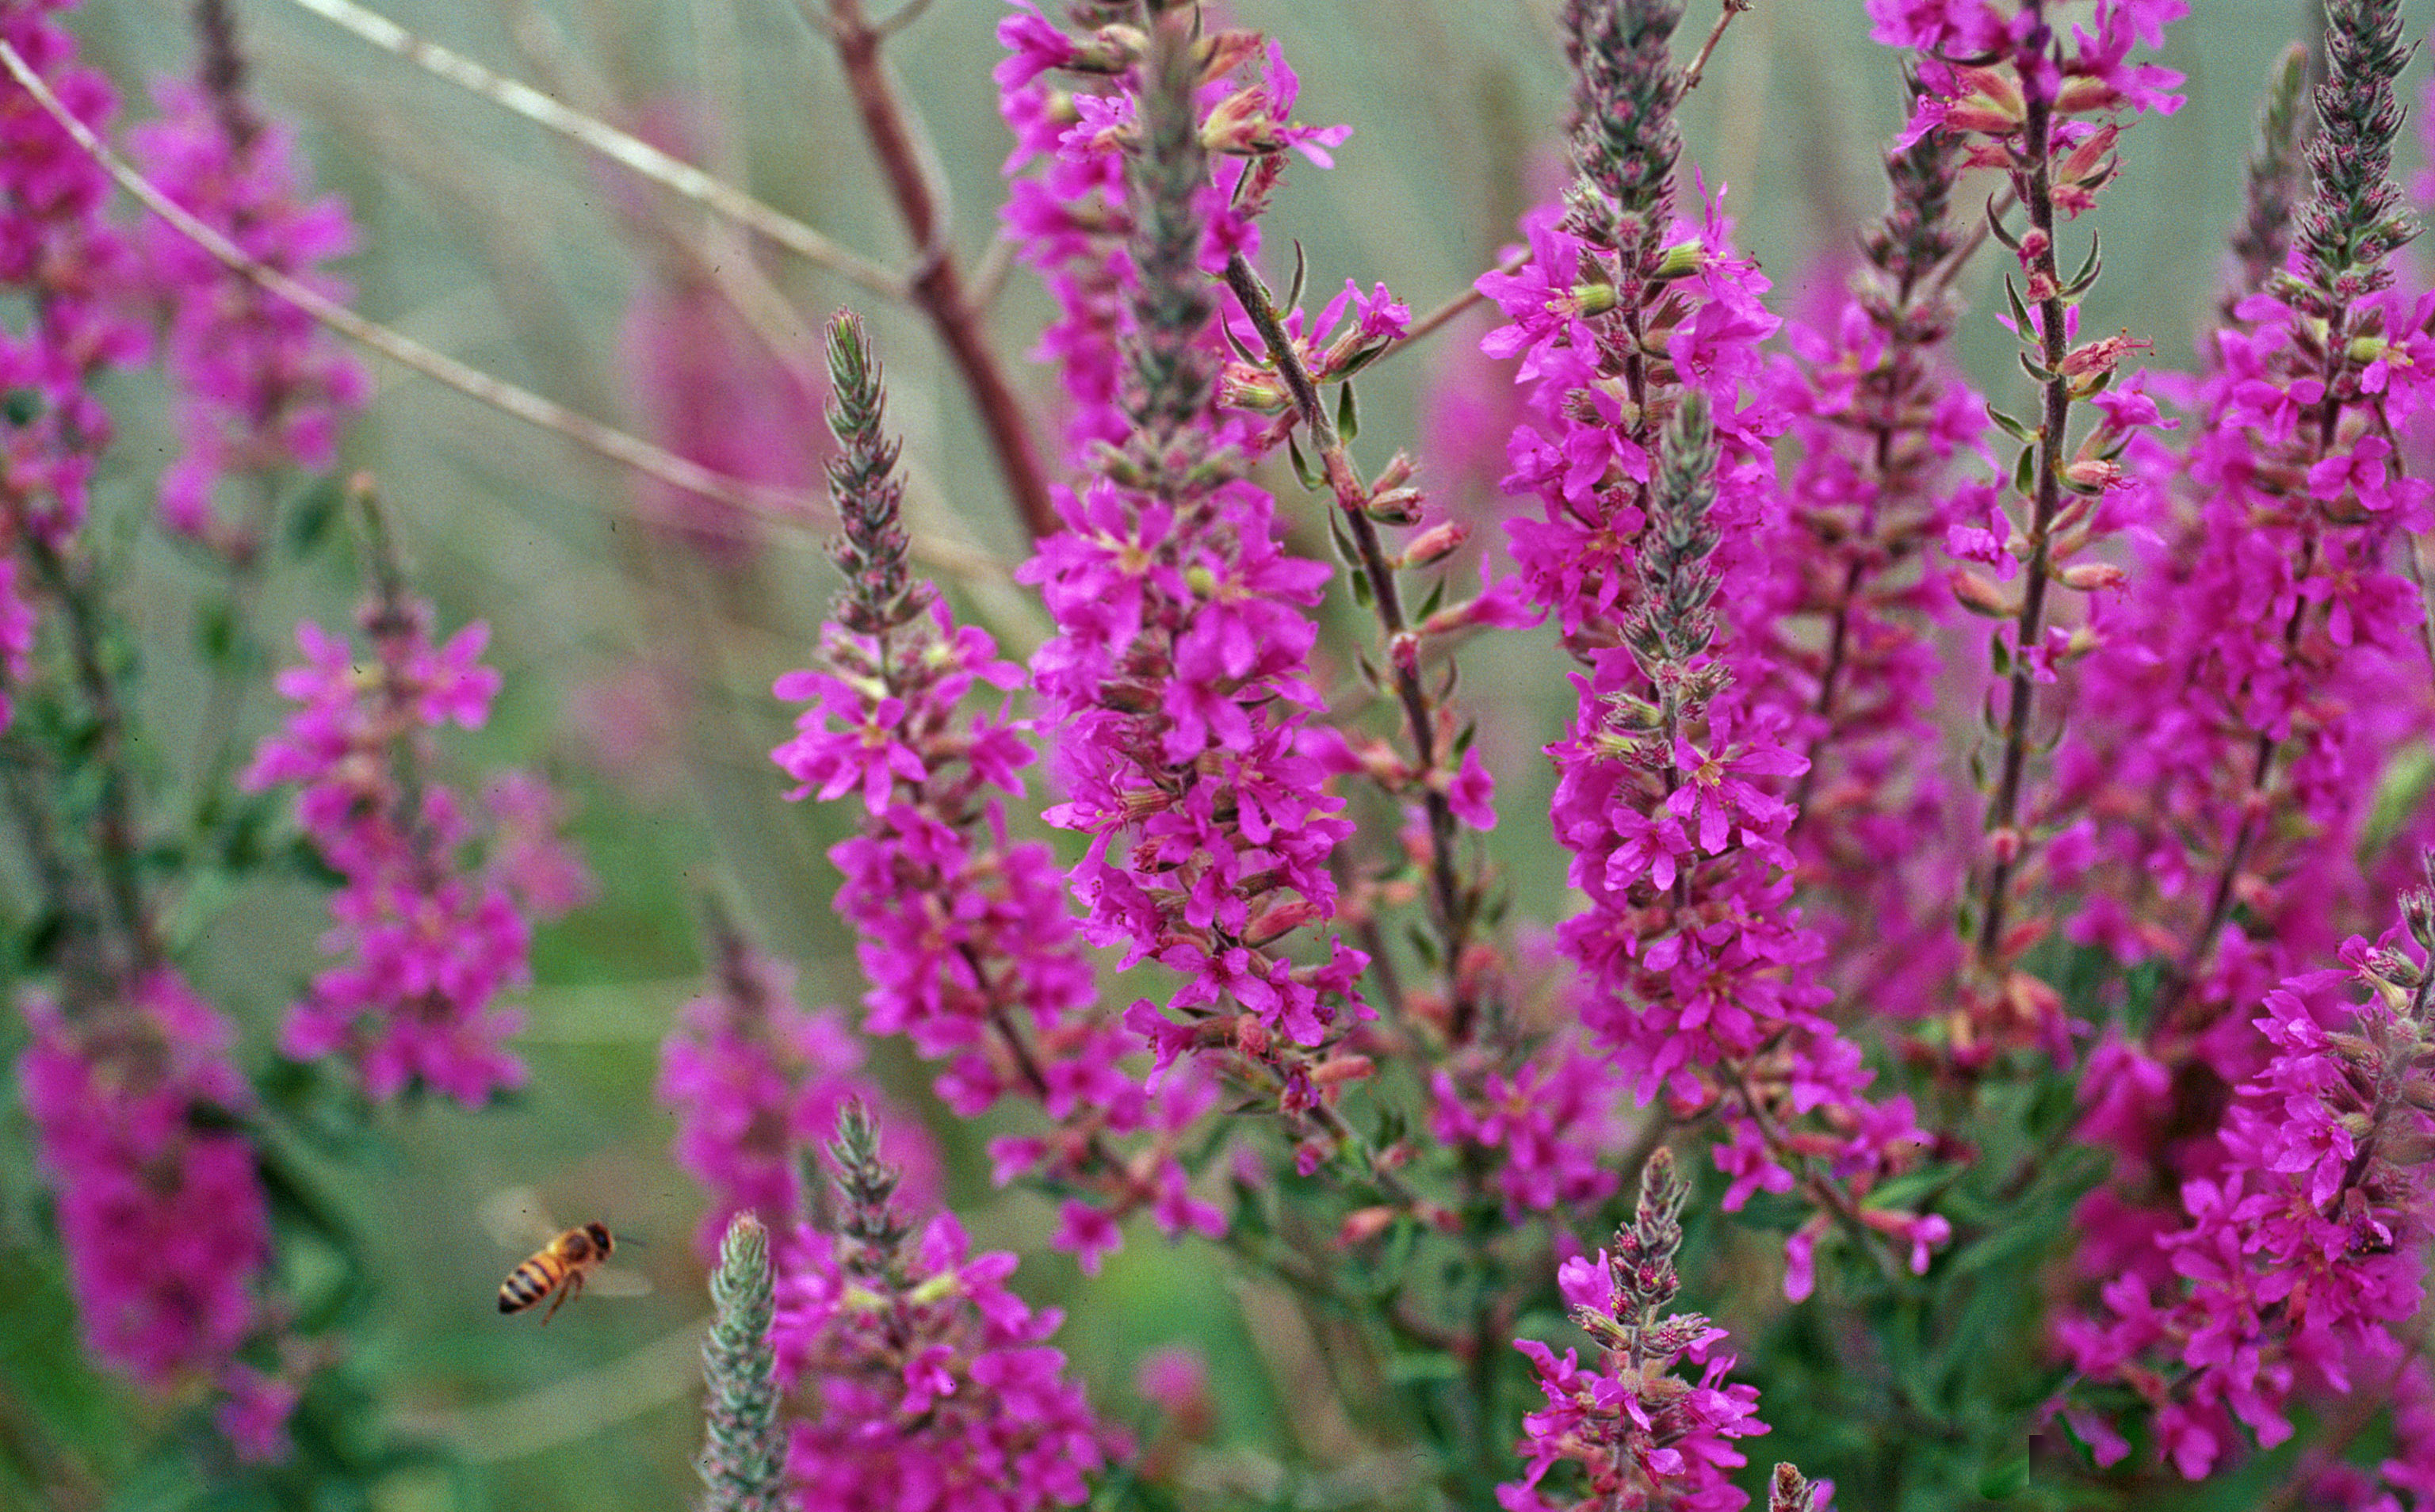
[499,1221,617,1323]
[484,1186,651,1323]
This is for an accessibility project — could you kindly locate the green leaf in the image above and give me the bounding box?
[1335,380,1360,444]
[1976,1453,2030,1497]
[283,472,348,558]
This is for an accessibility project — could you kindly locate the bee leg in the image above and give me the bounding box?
[543,1270,583,1326]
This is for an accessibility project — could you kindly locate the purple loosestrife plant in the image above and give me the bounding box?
[2047,4,2435,1475]
[774,311,1214,1272]
[18,969,289,1458]
[1746,113,1985,1008]
[696,1211,789,1512]
[1012,10,1370,1136]
[773,1102,1122,1512]
[126,0,365,558]
[2061,853,2435,1489]
[1874,0,2185,1062]
[1484,0,1945,1299]
[1502,1147,1800,1512]
[243,494,588,1105]
[657,922,927,1266]
[0,0,147,735]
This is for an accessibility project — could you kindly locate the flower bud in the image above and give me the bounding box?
[1950,568,2014,617]
[1401,521,1467,567]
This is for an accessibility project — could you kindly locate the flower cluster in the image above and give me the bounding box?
[1858,0,2187,1069]
[2039,6,2435,1475]
[1004,10,1367,1117]
[125,0,366,556]
[658,927,926,1266]
[1484,0,1944,1293]
[774,312,1210,1270]
[245,571,587,1104]
[1504,1149,1781,1512]
[17,969,287,1457]
[1744,113,1985,1004]
[0,0,148,731]
[2062,859,2435,1491]
[774,1103,1122,1512]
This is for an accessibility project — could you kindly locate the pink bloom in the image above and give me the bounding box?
[245,596,586,1105]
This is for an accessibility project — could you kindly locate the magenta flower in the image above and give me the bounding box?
[127,58,365,553]
[657,930,936,1265]
[1007,10,1367,1121]
[19,971,286,1449]
[775,312,1211,1266]
[1504,1151,1779,1512]
[245,592,587,1105]
[774,1105,1123,1512]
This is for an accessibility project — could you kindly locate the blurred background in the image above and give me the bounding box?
[7,0,2434,1506]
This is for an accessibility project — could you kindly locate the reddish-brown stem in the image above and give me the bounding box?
[826,0,1057,542]
[1680,0,1753,94]
[1974,13,2070,969]
[1222,253,1481,1038]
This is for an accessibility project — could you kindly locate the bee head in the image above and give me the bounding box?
[585,1221,614,1254]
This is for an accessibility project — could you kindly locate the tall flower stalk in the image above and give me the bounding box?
[1748,112,1984,1004]
[1502,1148,1794,1512]
[774,311,1213,1270]
[1485,0,1945,1296]
[1015,10,1370,1139]
[696,1212,787,1512]
[772,1102,1121,1511]
[244,485,590,1105]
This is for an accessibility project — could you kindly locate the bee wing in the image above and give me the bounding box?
[478,1186,561,1253]
[587,1268,655,1298]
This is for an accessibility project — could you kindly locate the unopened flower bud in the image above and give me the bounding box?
[2058,562,2125,592]
[1950,569,2013,617]
[1234,1014,1269,1058]
[1310,1055,1374,1087]
[1338,1206,1396,1246]
[1653,240,1708,281]
[1366,487,1424,524]
[1370,450,1416,494]
[1401,521,1466,567]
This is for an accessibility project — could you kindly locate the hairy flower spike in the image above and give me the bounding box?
[774,1104,1122,1510]
[1504,1145,1772,1512]
[2223,44,2311,320]
[698,1212,787,1512]
[1563,0,1685,250]
[2293,0,2418,304]
[781,311,1195,1271]
[823,311,927,636]
[1124,16,1219,443]
[1623,391,1721,697]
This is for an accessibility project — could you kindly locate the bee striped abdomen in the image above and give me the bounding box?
[498,1255,565,1313]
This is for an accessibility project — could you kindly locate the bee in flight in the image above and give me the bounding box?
[498,1221,617,1323]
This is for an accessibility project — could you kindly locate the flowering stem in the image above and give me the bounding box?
[1222,252,1481,1036]
[20,534,155,985]
[1973,6,2071,970]
[696,1212,786,1512]
[820,0,1057,542]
